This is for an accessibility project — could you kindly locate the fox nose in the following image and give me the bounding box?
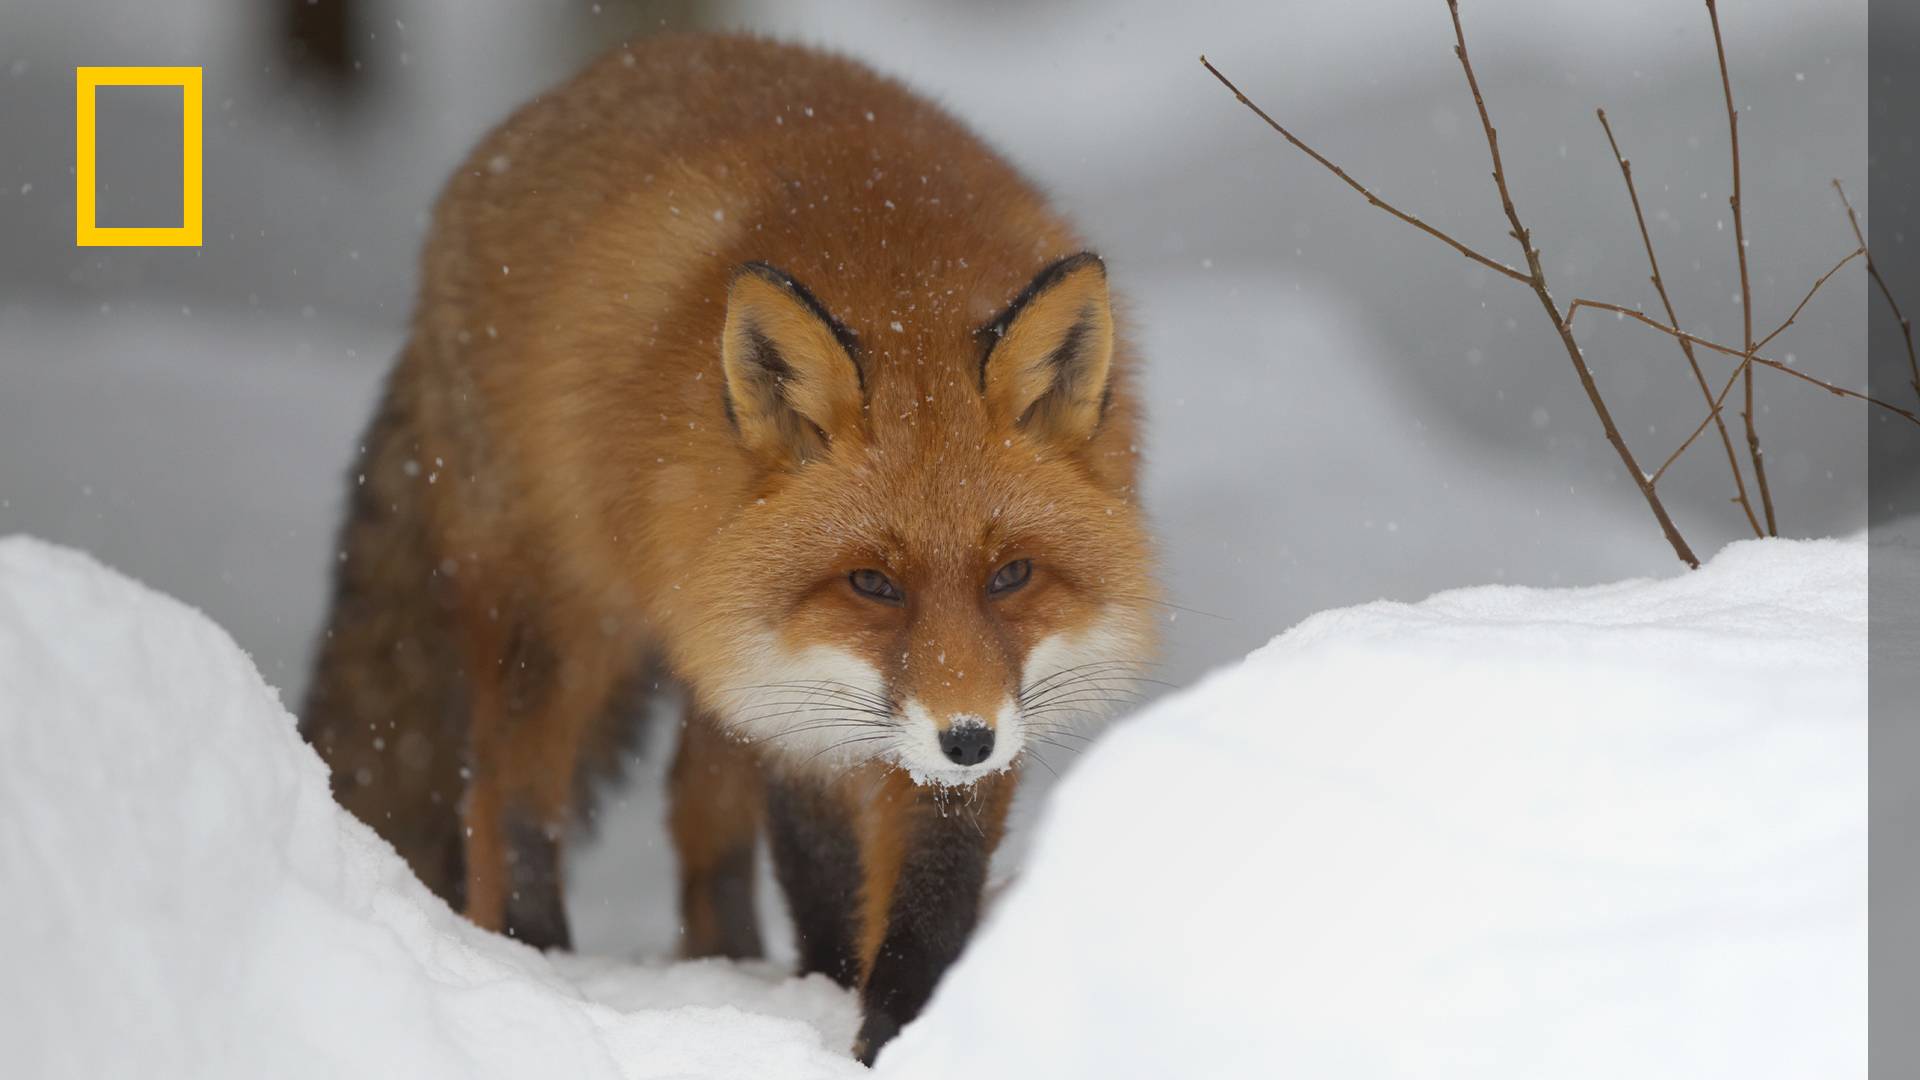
[938,724,995,767]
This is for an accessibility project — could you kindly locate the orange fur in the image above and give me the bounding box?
[301,32,1158,1058]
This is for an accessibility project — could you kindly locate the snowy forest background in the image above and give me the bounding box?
[0,0,1871,960]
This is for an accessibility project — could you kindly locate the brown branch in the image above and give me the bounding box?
[1753,246,1866,354]
[1444,0,1698,568]
[1833,178,1920,402]
[1706,0,1776,534]
[1579,245,1870,484]
[1565,299,1920,424]
[1197,55,1530,285]
[1654,357,1751,485]
[1596,107,1762,537]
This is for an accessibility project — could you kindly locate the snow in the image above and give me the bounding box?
[0,530,1865,1077]
[0,537,862,1080]
[881,535,1866,1078]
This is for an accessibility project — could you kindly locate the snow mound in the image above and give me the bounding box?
[0,534,1866,1078]
[880,537,1866,1078]
[0,537,861,1080]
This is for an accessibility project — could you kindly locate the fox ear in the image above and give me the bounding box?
[979,252,1115,444]
[721,263,865,466]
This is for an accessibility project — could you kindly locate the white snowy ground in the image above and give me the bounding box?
[0,528,1866,1077]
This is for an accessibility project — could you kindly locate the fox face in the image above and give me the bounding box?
[677,254,1158,787]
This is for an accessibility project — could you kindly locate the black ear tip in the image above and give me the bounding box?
[1058,251,1106,276]
[1030,252,1106,295]
[733,261,795,289]
[726,260,864,373]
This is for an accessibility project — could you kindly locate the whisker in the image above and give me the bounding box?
[1020,723,1095,741]
[722,714,894,743]
[1021,709,1131,727]
[1019,666,1163,701]
[721,707,894,737]
[1020,691,1145,715]
[1026,678,1148,699]
[1109,592,1231,622]
[1026,734,1084,756]
[723,698,893,722]
[1020,749,1060,779]
[796,732,897,767]
[1019,661,1151,702]
[1022,669,1170,696]
[1024,692,1142,710]
[713,680,898,713]
[1021,675,1165,710]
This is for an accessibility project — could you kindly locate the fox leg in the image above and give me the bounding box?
[669,715,766,959]
[765,777,865,987]
[460,605,622,951]
[851,771,1016,1065]
[463,729,574,951]
[456,599,514,935]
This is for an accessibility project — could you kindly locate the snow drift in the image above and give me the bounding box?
[881,536,1867,1077]
[0,538,861,1080]
[0,533,1865,1077]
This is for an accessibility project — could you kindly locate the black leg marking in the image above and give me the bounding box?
[502,811,571,951]
[439,820,468,914]
[766,780,862,988]
[854,809,992,1066]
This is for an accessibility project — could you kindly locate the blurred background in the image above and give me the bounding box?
[0,0,1876,955]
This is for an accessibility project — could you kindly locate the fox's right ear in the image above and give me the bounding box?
[721,263,865,466]
[979,252,1115,445]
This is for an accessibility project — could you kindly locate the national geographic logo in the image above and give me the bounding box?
[74,67,203,247]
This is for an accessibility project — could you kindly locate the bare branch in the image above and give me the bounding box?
[1445,0,1699,568]
[1565,299,1920,424]
[1596,107,1761,536]
[1833,178,1920,402]
[1706,0,1776,533]
[1751,246,1865,354]
[1654,357,1751,485]
[1198,55,1530,285]
[1203,2,1884,563]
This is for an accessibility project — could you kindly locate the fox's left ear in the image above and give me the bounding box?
[979,252,1115,444]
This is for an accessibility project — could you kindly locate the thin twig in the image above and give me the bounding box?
[1596,107,1761,535]
[1565,299,1920,424]
[1833,178,1920,402]
[1753,246,1866,354]
[1198,55,1530,285]
[1571,244,1876,492]
[1706,0,1776,534]
[1654,358,1751,485]
[1445,0,1698,568]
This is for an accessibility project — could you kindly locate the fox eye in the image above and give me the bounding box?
[987,559,1032,597]
[849,568,905,604]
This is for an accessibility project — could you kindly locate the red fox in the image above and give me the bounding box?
[300,33,1157,1063]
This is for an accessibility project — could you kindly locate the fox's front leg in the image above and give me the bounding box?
[853,771,1015,1065]
[766,776,864,985]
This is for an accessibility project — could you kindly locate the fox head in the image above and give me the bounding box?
[675,252,1158,787]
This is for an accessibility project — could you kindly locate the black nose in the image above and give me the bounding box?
[939,725,995,766]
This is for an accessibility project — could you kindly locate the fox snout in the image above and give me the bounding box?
[894,700,1021,785]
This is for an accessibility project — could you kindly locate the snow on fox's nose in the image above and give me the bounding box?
[937,717,995,766]
[899,700,1021,784]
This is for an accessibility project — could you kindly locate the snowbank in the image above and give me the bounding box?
[0,533,1866,1077]
[880,536,1866,1078]
[0,538,861,1080]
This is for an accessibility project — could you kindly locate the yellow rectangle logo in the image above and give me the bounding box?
[75,66,203,247]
